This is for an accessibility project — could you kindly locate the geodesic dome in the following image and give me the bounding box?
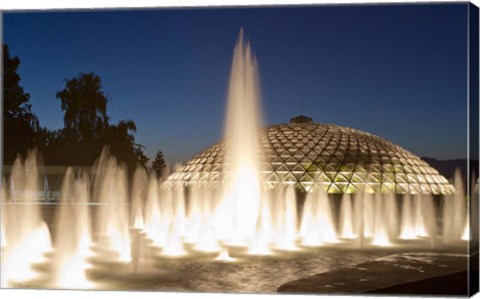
[166,116,454,195]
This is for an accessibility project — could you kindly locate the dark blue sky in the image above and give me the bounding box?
[3,3,469,164]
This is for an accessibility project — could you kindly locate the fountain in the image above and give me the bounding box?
[131,166,148,230]
[215,248,237,262]
[372,191,392,247]
[53,168,93,288]
[0,29,472,291]
[413,194,427,237]
[352,193,364,247]
[93,150,131,263]
[272,185,298,250]
[443,169,467,244]
[399,194,416,239]
[339,193,356,239]
[192,186,221,253]
[462,173,478,241]
[222,28,263,248]
[300,187,338,246]
[1,150,52,287]
[143,171,164,247]
[362,192,375,238]
[247,188,274,255]
[0,133,471,290]
[161,186,187,256]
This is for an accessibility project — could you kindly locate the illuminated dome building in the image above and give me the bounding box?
[166,116,454,195]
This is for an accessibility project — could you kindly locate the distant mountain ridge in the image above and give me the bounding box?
[421,157,479,182]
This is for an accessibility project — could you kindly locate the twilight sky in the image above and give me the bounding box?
[3,3,469,164]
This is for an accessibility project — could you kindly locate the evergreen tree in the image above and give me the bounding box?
[151,150,167,176]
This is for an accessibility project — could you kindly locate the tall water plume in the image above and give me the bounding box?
[443,169,466,243]
[413,194,428,237]
[466,173,479,243]
[131,166,148,230]
[190,186,220,252]
[372,191,391,246]
[161,185,187,256]
[352,192,365,247]
[362,193,375,238]
[93,149,131,262]
[399,194,416,239]
[339,193,355,239]
[158,188,174,247]
[144,171,163,246]
[420,193,437,247]
[223,28,264,243]
[53,168,93,288]
[300,187,338,246]
[272,185,298,250]
[385,192,399,242]
[247,187,274,255]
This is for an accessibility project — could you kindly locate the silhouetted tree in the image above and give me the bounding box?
[56,72,109,142]
[134,145,150,169]
[51,72,148,170]
[35,127,59,155]
[151,150,167,176]
[103,120,141,171]
[3,44,40,163]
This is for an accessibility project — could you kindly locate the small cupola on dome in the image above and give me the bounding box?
[290,115,313,124]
